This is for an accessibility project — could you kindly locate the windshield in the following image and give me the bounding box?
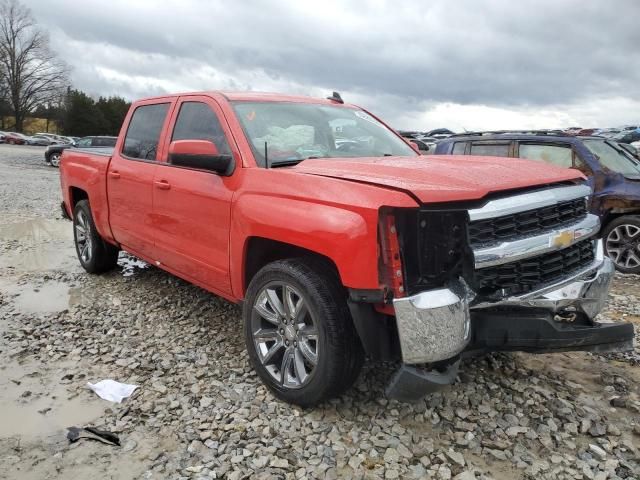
[233,101,416,166]
[584,139,640,176]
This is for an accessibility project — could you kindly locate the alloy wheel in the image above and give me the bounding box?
[50,153,61,167]
[251,282,318,389]
[74,210,93,263]
[606,224,640,270]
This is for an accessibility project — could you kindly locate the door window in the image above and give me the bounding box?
[470,143,510,157]
[76,137,92,147]
[452,142,466,154]
[171,102,231,155]
[519,144,573,168]
[122,103,170,160]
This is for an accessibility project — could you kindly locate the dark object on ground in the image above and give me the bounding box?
[67,426,121,446]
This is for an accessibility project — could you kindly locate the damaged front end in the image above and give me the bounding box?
[380,184,634,402]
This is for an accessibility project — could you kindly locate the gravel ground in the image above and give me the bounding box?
[0,143,638,480]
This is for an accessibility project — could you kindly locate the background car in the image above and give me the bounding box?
[0,131,7,143]
[612,128,640,144]
[45,135,117,167]
[435,132,640,273]
[25,134,56,146]
[4,132,29,145]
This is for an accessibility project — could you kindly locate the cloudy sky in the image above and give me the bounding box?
[27,0,640,131]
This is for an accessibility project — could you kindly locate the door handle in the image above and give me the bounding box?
[155,180,171,190]
[108,171,121,179]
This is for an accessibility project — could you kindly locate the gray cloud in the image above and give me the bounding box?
[26,0,640,128]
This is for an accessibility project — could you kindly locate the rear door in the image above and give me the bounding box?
[107,101,173,259]
[152,96,237,296]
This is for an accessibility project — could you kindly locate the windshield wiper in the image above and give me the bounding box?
[270,159,305,168]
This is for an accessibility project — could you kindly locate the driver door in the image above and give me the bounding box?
[152,96,236,296]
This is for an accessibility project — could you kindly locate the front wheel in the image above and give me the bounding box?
[49,153,61,167]
[244,258,364,407]
[73,200,119,273]
[603,216,640,274]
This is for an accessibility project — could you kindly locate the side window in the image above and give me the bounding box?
[470,143,510,157]
[76,138,91,147]
[452,142,466,154]
[171,102,231,155]
[93,137,116,147]
[572,151,590,173]
[519,144,572,168]
[122,103,170,160]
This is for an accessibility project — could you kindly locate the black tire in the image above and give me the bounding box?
[73,200,119,274]
[49,152,61,167]
[603,215,640,274]
[243,258,364,407]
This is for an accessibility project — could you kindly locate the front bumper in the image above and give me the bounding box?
[392,240,632,365]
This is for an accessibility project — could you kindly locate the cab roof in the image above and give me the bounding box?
[135,90,354,106]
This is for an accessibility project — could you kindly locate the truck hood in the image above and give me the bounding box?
[293,155,584,203]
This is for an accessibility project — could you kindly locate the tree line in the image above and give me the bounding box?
[0,0,129,136]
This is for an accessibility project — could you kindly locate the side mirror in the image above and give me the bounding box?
[409,140,422,153]
[168,140,234,175]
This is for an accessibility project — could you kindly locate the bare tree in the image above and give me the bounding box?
[0,0,69,131]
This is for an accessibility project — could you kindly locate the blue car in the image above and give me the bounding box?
[434,132,640,273]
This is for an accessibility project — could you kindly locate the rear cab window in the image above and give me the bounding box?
[94,137,117,147]
[122,103,170,161]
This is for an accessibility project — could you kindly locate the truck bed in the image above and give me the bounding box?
[59,147,114,243]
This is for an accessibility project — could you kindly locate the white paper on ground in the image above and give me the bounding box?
[87,379,139,403]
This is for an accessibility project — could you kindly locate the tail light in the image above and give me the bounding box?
[379,209,406,299]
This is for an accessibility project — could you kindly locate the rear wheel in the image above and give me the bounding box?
[244,258,364,407]
[73,200,119,273]
[603,216,640,274]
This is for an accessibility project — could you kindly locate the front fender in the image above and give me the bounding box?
[231,193,380,298]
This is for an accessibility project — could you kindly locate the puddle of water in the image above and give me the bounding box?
[0,360,107,440]
[0,279,81,313]
[0,218,79,272]
[0,218,71,242]
[0,244,79,271]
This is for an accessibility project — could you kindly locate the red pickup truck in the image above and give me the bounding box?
[59,91,633,406]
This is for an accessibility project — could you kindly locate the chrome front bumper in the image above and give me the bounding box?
[393,240,619,364]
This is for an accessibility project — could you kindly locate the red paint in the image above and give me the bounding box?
[169,139,219,156]
[59,91,585,306]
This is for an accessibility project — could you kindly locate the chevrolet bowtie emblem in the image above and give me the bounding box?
[552,230,575,248]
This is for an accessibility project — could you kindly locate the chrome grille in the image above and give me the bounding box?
[474,240,595,296]
[469,197,587,247]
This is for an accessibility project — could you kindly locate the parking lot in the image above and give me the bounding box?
[0,143,638,479]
